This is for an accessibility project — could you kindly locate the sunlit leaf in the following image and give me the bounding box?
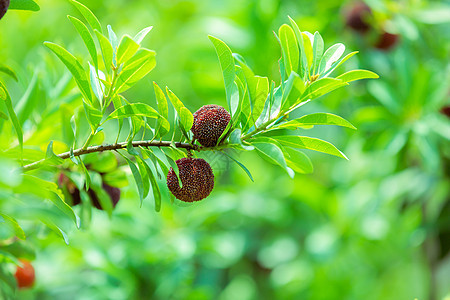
[271,113,356,130]
[44,42,93,104]
[106,103,160,121]
[208,36,236,113]
[273,135,348,159]
[69,0,102,33]
[68,15,98,70]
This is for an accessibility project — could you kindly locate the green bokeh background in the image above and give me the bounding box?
[1,0,449,299]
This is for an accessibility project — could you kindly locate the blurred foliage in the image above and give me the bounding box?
[0,0,449,299]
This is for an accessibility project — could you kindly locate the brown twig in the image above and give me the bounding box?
[22,140,199,172]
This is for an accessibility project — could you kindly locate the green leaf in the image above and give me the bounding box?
[0,64,18,81]
[317,43,345,75]
[77,157,91,190]
[234,56,269,126]
[312,31,324,75]
[278,24,299,76]
[121,154,144,206]
[44,42,93,104]
[116,35,140,65]
[134,26,153,44]
[0,214,26,240]
[116,50,156,92]
[89,63,104,106]
[45,141,64,165]
[153,82,168,119]
[68,15,98,70]
[273,135,348,159]
[136,156,161,212]
[323,51,358,78]
[229,129,254,150]
[106,103,160,121]
[302,33,313,73]
[271,113,356,130]
[284,147,313,174]
[21,175,80,227]
[69,0,102,33]
[107,25,119,51]
[135,156,151,200]
[9,0,40,11]
[336,69,379,83]
[300,78,347,102]
[252,141,291,176]
[94,30,113,72]
[208,36,236,113]
[222,151,254,182]
[288,16,307,78]
[83,101,102,130]
[0,81,23,160]
[146,160,162,212]
[166,87,193,132]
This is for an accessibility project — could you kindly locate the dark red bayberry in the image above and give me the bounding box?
[374,31,399,50]
[167,157,214,202]
[344,1,372,33]
[0,0,9,20]
[58,173,81,206]
[440,105,450,118]
[58,173,120,210]
[89,183,121,210]
[14,259,35,289]
[192,104,231,147]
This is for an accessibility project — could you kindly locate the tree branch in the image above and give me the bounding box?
[22,140,199,172]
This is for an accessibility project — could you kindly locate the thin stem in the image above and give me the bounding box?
[22,140,199,172]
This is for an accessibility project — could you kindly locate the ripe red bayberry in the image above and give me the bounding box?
[89,183,121,210]
[14,259,35,289]
[58,173,120,210]
[344,1,372,33]
[192,104,231,147]
[0,0,9,20]
[374,31,399,50]
[166,157,214,202]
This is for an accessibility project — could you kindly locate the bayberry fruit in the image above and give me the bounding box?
[167,157,214,202]
[0,0,9,20]
[344,1,372,33]
[89,183,121,210]
[14,259,35,289]
[192,104,231,147]
[374,31,399,50]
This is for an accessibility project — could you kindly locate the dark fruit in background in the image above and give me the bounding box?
[344,1,372,33]
[167,157,214,202]
[89,183,121,210]
[192,104,231,147]
[14,259,35,289]
[58,173,81,206]
[0,0,9,20]
[58,173,120,210]
[374,31,399,50]
[440,105,450,118]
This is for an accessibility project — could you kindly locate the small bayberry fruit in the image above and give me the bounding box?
[167,157,214,202]
[192,104,231,147]
[14,259,35,289]
[89,183,121,210]
[58,173,81,206]
[0,0,10,20]
[344,1,372,33]
[374,31,399,50]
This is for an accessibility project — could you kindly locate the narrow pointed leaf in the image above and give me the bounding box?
[68,15,98,70]
[44,42,93,104]
[271,113,356,130]
[106,103,159,121]
[69,0,102,33]
[208,36,235,112]
[336,69,379,83]
[273,135,348,159]
[278,24,299,76]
